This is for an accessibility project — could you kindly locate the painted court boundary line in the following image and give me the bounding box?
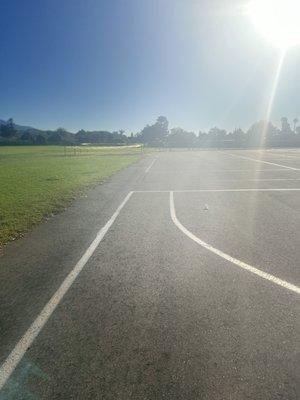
[134,188,300,193]
[204,169,297,172]
[1,186,300,390]
[170,191,300,296]
[225,152,300,171]
[145,158,157,173]
[204,178,300,182]
[0,191,133,391]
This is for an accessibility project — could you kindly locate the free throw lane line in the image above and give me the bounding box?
[170,191,300,295]
[225,153,300,171]
[0,191,133,391]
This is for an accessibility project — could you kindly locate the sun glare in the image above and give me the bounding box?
[248,0,300,49]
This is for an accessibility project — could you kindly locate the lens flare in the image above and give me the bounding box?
[248,0,300,49]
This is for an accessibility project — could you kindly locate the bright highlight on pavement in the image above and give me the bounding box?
[247,0,300,49]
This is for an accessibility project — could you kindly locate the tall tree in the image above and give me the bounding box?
[247,120,278,146]
[293,118,298,132]
[280,117,292,134]
[208,127,227,140]
[0,118,17,138]
[231,128,246,146]
[166,127,196,147]
[139,116,169,145]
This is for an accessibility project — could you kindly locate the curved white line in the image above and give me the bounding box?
[170,191,300,295]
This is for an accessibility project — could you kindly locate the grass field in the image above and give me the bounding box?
[0,145,141,246]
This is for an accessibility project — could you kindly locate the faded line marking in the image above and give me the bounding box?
[134,188,300,193]
[225,153,300,171]
[170,191,300,295]
[145,158,157,173]
[204,169,296,172]
[0,192,133,391]
[193,178,300,182]
[179,178,300,182]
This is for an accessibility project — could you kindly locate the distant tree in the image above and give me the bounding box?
[75,129,128,145]
[56,127,66,134]
[280,117,292,135]
[52,127,76,144]
[110,131,117,143]
[166,127,196,147]
[75,129,87,143]
[117,129,127,143]
[0,122,6,137]
[127,132,136,144]
[247,120,279,146]
[156,116,169,133]
[208,127,227,140]
[231,128,245,137]
[198,131,207,139]
[0,118,17,138]
[35,134,46,145]
[293,118,298,132]
[231,128,246,146]
[139,116,169,145]
[48,132,63,144]
[7,118,16,135]
[197,131,208,147]
[20,131,35,143]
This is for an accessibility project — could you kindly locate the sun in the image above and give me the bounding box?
[248,0,300,50]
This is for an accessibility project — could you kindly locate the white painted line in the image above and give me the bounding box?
[134,188,300,193]
[202,178,300,182]
[205,169,296,172]
[145,158,157,173]
[265,151,300,159]
[170,191,300,295]
[225,153,300,171]
[0,192,133,391]
[172,188,300,192]
[134,190,170,193]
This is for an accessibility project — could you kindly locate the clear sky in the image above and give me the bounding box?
[0,0,299,133]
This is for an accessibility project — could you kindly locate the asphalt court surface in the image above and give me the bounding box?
[0,149,299,399]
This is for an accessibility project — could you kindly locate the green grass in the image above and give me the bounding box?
[0,145,141,246]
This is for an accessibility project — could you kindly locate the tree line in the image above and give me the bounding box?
[0,119,130,146]
[1,116,300,148]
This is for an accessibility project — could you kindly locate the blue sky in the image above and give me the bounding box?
[0,0,299,133]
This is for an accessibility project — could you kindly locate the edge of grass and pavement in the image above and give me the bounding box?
[0,145,142,249]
